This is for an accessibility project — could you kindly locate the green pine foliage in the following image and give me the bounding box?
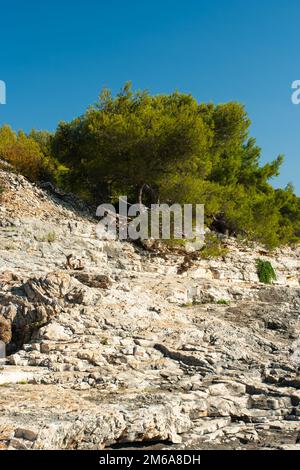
[0,82,299,248]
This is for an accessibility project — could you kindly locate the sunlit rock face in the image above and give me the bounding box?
[0,169,299,450]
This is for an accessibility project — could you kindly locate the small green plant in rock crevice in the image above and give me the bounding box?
[215,299,230,305]
[256,259,277,284]
[199,233,229,259]
[35,231,56,243]
[46,231,56,243]
[180,299,206,308]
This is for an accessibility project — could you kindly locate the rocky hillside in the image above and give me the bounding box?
[0,169,299,450]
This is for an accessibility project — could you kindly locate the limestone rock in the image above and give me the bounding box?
[0,169,300,450]
[38,323,71,341]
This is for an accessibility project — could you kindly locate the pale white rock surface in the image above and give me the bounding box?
[0,169,299,450]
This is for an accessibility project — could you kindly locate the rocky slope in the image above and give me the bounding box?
[0,169,299,450]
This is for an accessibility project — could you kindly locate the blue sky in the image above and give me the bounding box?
[0,0,299,193]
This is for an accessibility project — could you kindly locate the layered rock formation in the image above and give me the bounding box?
[0,170,299,450]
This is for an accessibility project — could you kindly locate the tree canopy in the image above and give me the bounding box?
[1,83,299,248]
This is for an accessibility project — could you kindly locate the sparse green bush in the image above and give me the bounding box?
[215,299,230,305]
[181,298,230,307]
[163,238,187,248]
[0,126,68,186]
[35,231,56,243]
[0,126,45,182]
[46,231,56,243]
[199,233,229,259]
[256,259,277,284]
[180,299,204,307]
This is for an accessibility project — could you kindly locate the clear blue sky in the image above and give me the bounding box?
[0,0,299,193]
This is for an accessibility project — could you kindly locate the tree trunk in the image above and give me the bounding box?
[136,184,146,205]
